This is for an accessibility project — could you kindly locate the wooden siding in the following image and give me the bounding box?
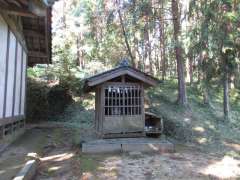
[0,14,27,125]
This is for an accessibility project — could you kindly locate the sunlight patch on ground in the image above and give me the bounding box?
[201,156,240,179]
[184,118,191,122]
[197,137,207,144]
[82,172,94,179]
[41,152,74,162]
[96,156,122,178]
[223,141,240,151]
[193,126,205,133]
[27,152,38,158]
[48,166,61,172]
[0,170,5,175]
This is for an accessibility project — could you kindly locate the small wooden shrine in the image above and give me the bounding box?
[84,60,159,138]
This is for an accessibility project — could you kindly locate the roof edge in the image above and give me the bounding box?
[84,66,161,92]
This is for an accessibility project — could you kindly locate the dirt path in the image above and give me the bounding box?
[0,128,54,180]
[77,151,240,180]
[1,126,239,180]
[36,143,240,180]
[35,128,77,180]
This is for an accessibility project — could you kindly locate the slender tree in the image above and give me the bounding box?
[171,0,187,105]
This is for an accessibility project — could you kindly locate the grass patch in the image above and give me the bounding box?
[78,154,102,172]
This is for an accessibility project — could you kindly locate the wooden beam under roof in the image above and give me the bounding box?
[7,0,22,7]
[23,29,45,38]
[0,0,8,6]
[0,4,36,17]
[18,0,28,6]
[28,51,48,58]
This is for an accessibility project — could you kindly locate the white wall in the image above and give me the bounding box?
[5,32,16,117]
[0,15,8,118]
[0,14,27,120]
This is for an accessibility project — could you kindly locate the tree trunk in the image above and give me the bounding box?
[223,65,230,119]
[144,22,150,73]
[189,53,193,85]
[171,0,187,105]
[117,8,135,65]
[159,0,166,80]
[132,0,138,68]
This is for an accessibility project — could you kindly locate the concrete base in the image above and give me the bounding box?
[82,138,174,154]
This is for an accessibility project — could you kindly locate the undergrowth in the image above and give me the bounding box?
[147,80,240,153]
[46,79,240,154]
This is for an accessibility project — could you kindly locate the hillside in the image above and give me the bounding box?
[48,79,240,156]
[147,80,240,154]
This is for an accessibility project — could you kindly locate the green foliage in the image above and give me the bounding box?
[48,99,94,129]
[25,0,240,144]
[27,65,49,79]
[147,80,240,146]
[47,85,73,116]
[26,78,50,122]
[26,77,81,123]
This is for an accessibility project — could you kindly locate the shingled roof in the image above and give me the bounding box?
[0,0,57,66]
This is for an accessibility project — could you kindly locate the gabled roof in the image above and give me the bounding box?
[84,65,160,92]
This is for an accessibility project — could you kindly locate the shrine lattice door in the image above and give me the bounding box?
[102,83,144,134]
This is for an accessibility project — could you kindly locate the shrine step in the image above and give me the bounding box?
[81,138,174,154]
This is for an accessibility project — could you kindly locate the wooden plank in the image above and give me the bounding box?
[6,0,22,7]
[141,84,145,127]
[102,132,145,139]
[100,84,104,134]
[1,5,36,17]
[45,8,51,62]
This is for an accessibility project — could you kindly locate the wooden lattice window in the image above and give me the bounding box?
[104,85,142,116]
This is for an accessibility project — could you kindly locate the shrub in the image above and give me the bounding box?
[47,84,73,116]
[26,78,75,123]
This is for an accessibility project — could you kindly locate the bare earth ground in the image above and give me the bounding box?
[35,128,240,180]
[0,128,54,180]
[36,146,240,180]
[0,126,240,180]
